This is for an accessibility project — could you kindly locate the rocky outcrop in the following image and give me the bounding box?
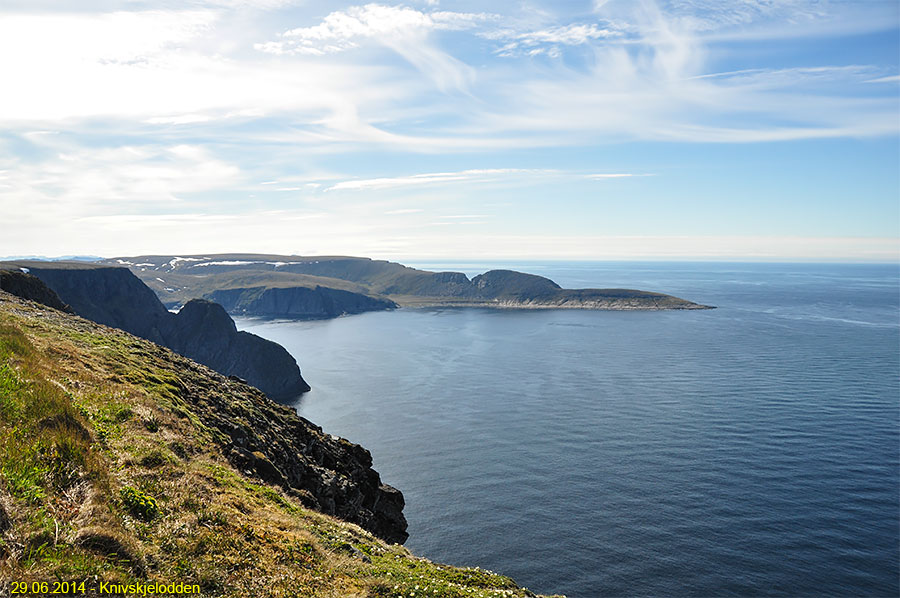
[0,263,309,399]
[14,265,174,344]
[471,269,562,299]
[208,286,397,319]
[153,346,407,543]
[470,271,712,309]
[168,299,310,398]
[0,269,72,313]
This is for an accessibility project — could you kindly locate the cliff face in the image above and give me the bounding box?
[209,286,397,319]
[0,264,310,399]
[472,269,562,299]
[168,299,311,398]
[0,269,72,313]
[21,265,172,344]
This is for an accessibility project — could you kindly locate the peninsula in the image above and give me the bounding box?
[100,254,714,318]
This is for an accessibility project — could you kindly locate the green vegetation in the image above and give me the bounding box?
[120,487,159,521]
[0,294,561,597]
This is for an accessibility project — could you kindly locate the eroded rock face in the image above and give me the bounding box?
[209,286,397,319]
[0,270,72,313]
[1,264,309,399]
[161,353,408,544]
[168,299,310,399]
[471,270,562,299]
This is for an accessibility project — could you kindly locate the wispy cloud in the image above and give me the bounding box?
[487,23,622,58]
[256,4,494,92]
[385,208,424,215]
[866,74,900,84]
[0,141,242,215]
[258,5,494,55]
[585,173,649,179]
[325,168,550,191]
[0,0,896,260]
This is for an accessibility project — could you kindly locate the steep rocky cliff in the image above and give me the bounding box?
[0,269,72,312]
[0,263,310,399]
[167,299,311,398]
[208,285,397,319]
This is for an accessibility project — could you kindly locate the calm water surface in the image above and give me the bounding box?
[236,262,899,598]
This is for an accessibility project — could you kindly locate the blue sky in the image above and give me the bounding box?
[1,0,898,261]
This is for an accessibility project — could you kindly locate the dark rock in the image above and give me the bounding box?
[173,363,408,543]
[168,299,310,399]
[0,263,309,399]
[0,270,72,313]
[208,285,396,319]
[0,498,10,532]
[471,269,561,299]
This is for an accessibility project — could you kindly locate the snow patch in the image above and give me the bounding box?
[19,267,29,274]
[167,257,206,268]
[191,260,259,267]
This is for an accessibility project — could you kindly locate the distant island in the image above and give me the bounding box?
[98,254,715,317]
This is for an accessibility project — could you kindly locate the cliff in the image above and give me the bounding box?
[208,285,397,319]
[0,269,72,313]
[167,299,311,399]
[0,291,556,596]
[0,263,310,399]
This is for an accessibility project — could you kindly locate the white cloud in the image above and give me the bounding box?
[0,1,894,262]
[488,23,622,57]
[0,143,242,219]
[470,1,899,144]
[268,5,492,54]
[385,208,424,214]
[0,9,404,136]
[256,4,495,92]
[325,168,552,191]
[866,75,900,84]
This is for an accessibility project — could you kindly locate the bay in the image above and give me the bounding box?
[235,262,899,597]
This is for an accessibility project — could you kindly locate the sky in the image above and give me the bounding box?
[1,0,898,261]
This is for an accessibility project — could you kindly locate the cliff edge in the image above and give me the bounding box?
[0,262,310,399]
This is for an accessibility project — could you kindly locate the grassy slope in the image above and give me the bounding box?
[0,293,560,598]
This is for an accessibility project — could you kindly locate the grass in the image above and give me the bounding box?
[0,296,562,597]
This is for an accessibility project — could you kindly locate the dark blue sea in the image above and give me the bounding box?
[235,262,900,598]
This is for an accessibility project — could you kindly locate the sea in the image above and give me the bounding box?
[234,262,900,598]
